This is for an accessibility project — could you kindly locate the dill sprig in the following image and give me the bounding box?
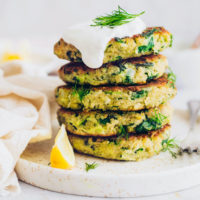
[167,67,176,88]
[161,138,180,158]
[118,125,129,139]
[91,6,145,28]
[85,162,99,172]
[135,111,167,133]
[72,83,90,102]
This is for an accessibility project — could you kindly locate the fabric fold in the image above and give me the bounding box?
[0,64,62,196]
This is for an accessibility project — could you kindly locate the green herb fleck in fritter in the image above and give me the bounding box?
[135,148,144,153]
[131,90,148,100]
[146,72,158,82]
[99,115,117,125]
[135,111,167,133]
[141,28,158,38]
[72,84,90,101]
[118,125,129,139]
[114,37,126,43]
[138,37,154,53]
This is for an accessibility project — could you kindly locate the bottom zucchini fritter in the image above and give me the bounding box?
[69,124,170,161]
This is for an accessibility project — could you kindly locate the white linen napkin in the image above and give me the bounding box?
[0,62,62,196]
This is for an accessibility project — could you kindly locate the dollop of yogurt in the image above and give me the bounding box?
[63,18,146,69]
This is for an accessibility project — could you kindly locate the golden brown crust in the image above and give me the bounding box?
[95,75,168,92]
[68,124,171,140]
[110,27,170,41]
[59,54,165,74]
[57,104,171,137]
[57,75,168,92]
[68,123,171,161]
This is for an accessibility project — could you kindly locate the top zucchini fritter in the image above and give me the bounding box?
[59,54,168,86]
[54,27,172,64]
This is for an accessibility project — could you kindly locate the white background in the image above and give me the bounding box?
[1,0,200,90]
[0,0,200,45]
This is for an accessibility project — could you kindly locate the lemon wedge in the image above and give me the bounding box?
[50,124,75,169]
[1,52,22,62]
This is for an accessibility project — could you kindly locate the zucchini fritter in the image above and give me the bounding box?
[59,54,168,86]
[69,124,170,161]
[54,27,172,64]
[57,103,172,137]
[55,75,177,111]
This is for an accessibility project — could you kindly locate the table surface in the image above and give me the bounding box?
[0,181,200,200]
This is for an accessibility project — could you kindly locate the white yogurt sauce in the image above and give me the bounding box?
[63,18,146,69]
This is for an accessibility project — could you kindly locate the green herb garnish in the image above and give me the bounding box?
[135,111,167,133]
[112,63,126,76]
[138,37,154,53]
[72,84,90,101]
[104,90,113,95]
[80,118,88,126]
[72,76,80,83]
[161,138,179,158]
[91,6,145,28]
[141,28,158,38]
[167,67,176,88]
[114,37,126,43]
[118,63,126,71]
[124,75,133,84]
[145,72,158,82]
[118,125,129,139]
[99,115,117,125]
[85,162,99,172]
[131,90,148,100]
[135,148,144,153]
[115,55,122,60]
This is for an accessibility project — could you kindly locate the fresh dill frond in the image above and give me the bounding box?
[152,111,167,125]
[117,125,129,139]
[135,111,167,133]
[72,83,90,101]
[167,67,176,88]
[138,37,154,53]
[161,138,180,158]
[91,6,145,28]
[85,162,99,172]
[131,90,148,100]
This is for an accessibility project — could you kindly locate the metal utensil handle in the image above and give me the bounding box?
[187,100,200,130]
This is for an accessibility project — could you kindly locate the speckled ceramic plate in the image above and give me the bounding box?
[15,106,200,197]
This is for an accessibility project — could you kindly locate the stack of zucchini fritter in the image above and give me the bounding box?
[54,27,177,161]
